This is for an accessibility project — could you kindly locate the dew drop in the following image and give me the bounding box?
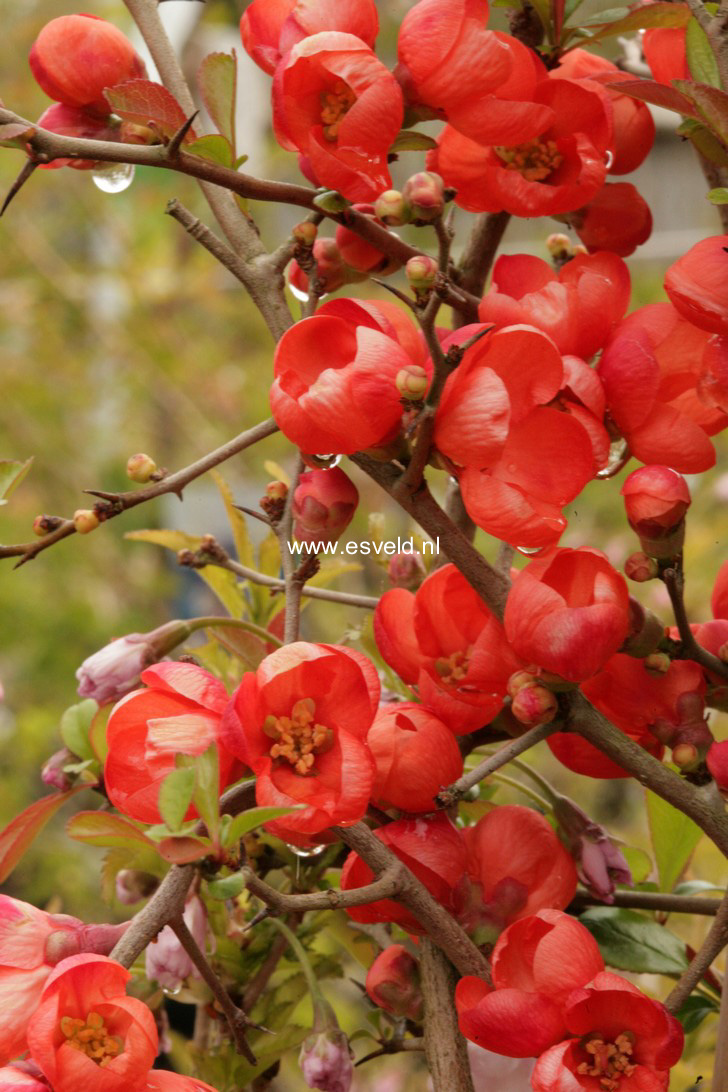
[516,544,546,557]
[286,842,326,859]
[91,162,135,193]
[289,280,309,303]
[314,453,342,467]
[604,149,614,170]
[597,437,629,479]
[161,984,182,997]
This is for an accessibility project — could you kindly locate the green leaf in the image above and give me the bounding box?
[223,805,303,848]
[210,469,254,568]
[88,704,111,764]
[708,186,728,203]
[686,18,721,87]
[646,790,703,892]
[179,744,219,844]
[678,117,728,165]
[0,788,87,882]
[258,529,281,579]
[674,879,725,896]
[186,134,234,168]
[577,6,629,26]
[676,993,720,1033]
[674,79,728,144]
[66,810,155,849]
[197,51,237,147]
[158,835,211,863]
[579,908,688,974]
[105,80,196,142]
[159,767,196,833]
[614,79,702,119]
[125,529,244,616]
[390,130,438,152]
[621,846,653,885]
[585,1,691,39]
[59,699,97,761]
[0,457,33,505]
[207,872,246,899]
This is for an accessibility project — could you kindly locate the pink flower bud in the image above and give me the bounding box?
[625,551,659,582]
[402,171,445,222]
[511,684,558,726]
[365,945,423,1021]
[405,255,438,291]
[292,467,359,546]
[266,481,289,501]
[40,748,74,791]
[126,453,158,483]
[672,742,698,769]
[75,619,192,704]
[554,796,632,903]
[374,189,412,226]
[293,221,318,246]
[621,465,691,558]
[73,509,99,534]
[506,670,539,699]
[396,364,428,400]
[146,896,207,992]
[299,1028,353,1092]
[387,551,425,589]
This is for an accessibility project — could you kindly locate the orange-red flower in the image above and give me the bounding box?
[241,0,379,75]
[367,703,463,812]
[272,32,403,201]
[26,955,157,1092]
[569,182,653,258]
[599,302,728,473]
[220,643,378,839]
[504,547,630,683]
[292,466,359,546]
[664,234,728,337]
[479,251,630,360]
[643,21,689,84]
[104,662,236,824]
[365,945,422,1021]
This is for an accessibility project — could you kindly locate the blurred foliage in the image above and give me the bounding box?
[0,1,726,1089]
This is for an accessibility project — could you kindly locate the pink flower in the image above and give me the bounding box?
[145,897,207,992]
[299,1029,353,1092]
[76,620,193,705]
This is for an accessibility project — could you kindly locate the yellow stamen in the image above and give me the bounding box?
[60,1011,124,1067]
[320,80,356,141]
[265,698,334,776]
[434,649,471,686]
[576,1032,636,1090]
[494,139,564,182]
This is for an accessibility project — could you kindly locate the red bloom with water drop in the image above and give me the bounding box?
[479,251,630,360]
[504,548,630,684]
[104,662,236,824]
[272,32,403,202]
[599,302,728,473]
[241,0,379,75]
[221,643,378,839]
[664,234,728,337]
[270,308,413,455]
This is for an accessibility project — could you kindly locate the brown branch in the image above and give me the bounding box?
[242,931,290,1013]
[420,940,475,1092]
[204,551,381,610]
[356,1038,425,1066]
[0,418,278,565]
[171,913,259,1063]
[277,457,306,644]
[663,565,728,682]
[333,822,490,981]
[111,863,196,967]
[243,863,403,912]
[455,211,511,321]
[437,722,560,806]
[570,890,723,916]
[665,888,728,1013]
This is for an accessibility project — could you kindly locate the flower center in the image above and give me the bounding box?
[494,139,564,182]
[434,649,471,685]
[320,80,356,141]
[576,1032,636,1090]
[263,698,335,776]
[60,1012,124,1067]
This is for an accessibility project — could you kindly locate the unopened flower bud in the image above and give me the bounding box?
[402,171,445,222]
[621,597,664,658]
[396,364,429,401]
[293,221,318,246]
[312,189,351,214]
[511,683,558,726]
[299,1028,354,1092]
[374,189,411,226]
[366,945,423,1021]
[506,670,539,699]
[76,619,193,704]
[32,514,63,536]
[406,254,438,291]
[625,551,659,582]
[266,480,289,501]
[73,509,99,534]
[546,233,572,260]
[146,895,207,991]
[293,467,358,546]
[554,796,632,903]
[126,453,158,483]
[621,465,691,559]
[387,551,425,589]
[644,651,671,675]
[41,748,74,791]
[115,869,159,905]
[672,742,699,770]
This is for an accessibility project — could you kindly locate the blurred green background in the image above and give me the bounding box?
[0,2,726,1088]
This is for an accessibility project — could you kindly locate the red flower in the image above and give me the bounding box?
[35,104,122,170]
[504,548,630,683]
[220,643,378,839]
[531,972,684,1092]
[459,809,577,938]
[270,309,413,455]
[374,563,520,733]
[341,814,467,933]
[664,234,728,337]
[367,703,463,812]
[550,654,705,778]
[334,204,399,274]
[621,465,691,555]
[104,662,235,824]
[599,302,728,473]
[292,466,358,546]
[553,49,655,175]
[26,955,158,1092]
[479,251,630,360]
[456,910,603,1057]
[569,182,653,258]
[145,1074,220,1091]
[29,15,146,116]
[643,23,689,85]
[272,32,403,202]
[0,1061,48,1090]
[427,76,611,217]
[707,740,728,794]
[241,0,379,76]
[365,944,423,1021]
[712,560,728,619]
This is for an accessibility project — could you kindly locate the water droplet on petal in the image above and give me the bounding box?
[314,454,342,467]
[289,280,309,303]
[92,162,135,193]
[516,544,546,557]
[286,842,326,859]
[604,149,614,170]
[597,437,629,479]
[162,984,182,997]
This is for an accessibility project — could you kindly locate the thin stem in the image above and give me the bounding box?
[190,616,283,648]
[507,757,560,803]
[663,565,728,682]
[206,552,380,609]
[490,771,553,811]
[438,722,560,805]
[111,864,196,968]
[570,890,723,916]
[665,889,728,1013]
[356,1039,425,1066]
[171,913,258,1062]
[266,917,321,1000]
[242,931,289,1013]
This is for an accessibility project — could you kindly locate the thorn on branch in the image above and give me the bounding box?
[1,159,38,216]
[166,111,199,159]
